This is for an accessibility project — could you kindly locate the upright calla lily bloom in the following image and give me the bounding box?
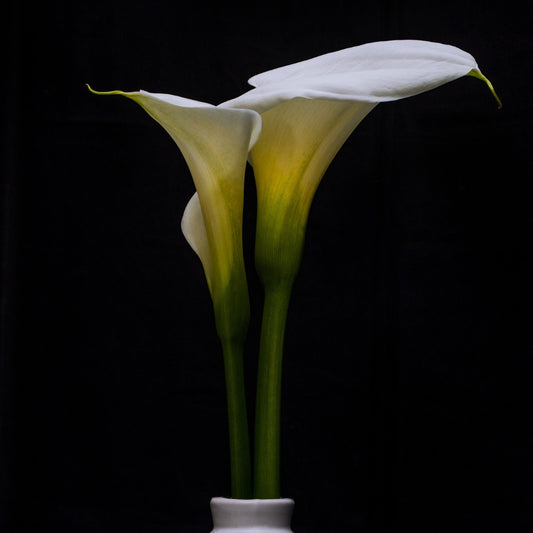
[222,39,500,499]
[88,87,261,499]
[88,87,261,341]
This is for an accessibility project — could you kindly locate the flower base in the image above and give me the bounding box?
[210,497,294,533]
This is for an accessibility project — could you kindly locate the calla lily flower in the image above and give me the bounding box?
[222,39,500,284]
[88,87,261,342]
[88,86,261,498]
[221,39,500,499]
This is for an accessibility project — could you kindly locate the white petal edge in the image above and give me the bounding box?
[87,86,262,151]
[220,40,498,113]
[181,192,213,291]
[248,40,477,87]
[139,90,214,108]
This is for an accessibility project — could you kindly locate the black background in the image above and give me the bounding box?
[3,1,532,532]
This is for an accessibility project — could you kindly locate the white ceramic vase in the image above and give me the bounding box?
[210,497,294,533]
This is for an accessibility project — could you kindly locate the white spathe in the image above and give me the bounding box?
[88,86,262,341]
[220,40,500,283]
[89,87,261,298]
[222,40,500,112]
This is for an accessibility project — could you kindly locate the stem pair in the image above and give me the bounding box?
[222,281,292,499]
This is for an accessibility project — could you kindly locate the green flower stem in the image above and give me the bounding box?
[221,339,252,499]
[253,281,293,499]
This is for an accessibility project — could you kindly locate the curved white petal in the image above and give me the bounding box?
[132,90,262,152]
[249,40,477,87]
[222,40,498,113]
[88,86,261,304]
[120,91,261,293]
[181,192,213,291]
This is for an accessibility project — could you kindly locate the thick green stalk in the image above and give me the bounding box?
[253,282,293,499]
[221,339,252,499]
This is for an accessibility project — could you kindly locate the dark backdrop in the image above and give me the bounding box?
[3,1,532,532]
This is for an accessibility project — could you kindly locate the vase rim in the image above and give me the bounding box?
[211,497,294,504]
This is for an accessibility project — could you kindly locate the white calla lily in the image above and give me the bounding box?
[88,86,261,341]
[88,86,261,498]
[222,40,500,285]
[221,39,500,499]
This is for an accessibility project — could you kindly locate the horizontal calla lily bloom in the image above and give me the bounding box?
[88,86,262,341]
[222,39,500,285]
[221,39,500,499]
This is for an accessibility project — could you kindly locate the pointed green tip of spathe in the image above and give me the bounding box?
[468,70,502,109]
[86,84,129,97]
